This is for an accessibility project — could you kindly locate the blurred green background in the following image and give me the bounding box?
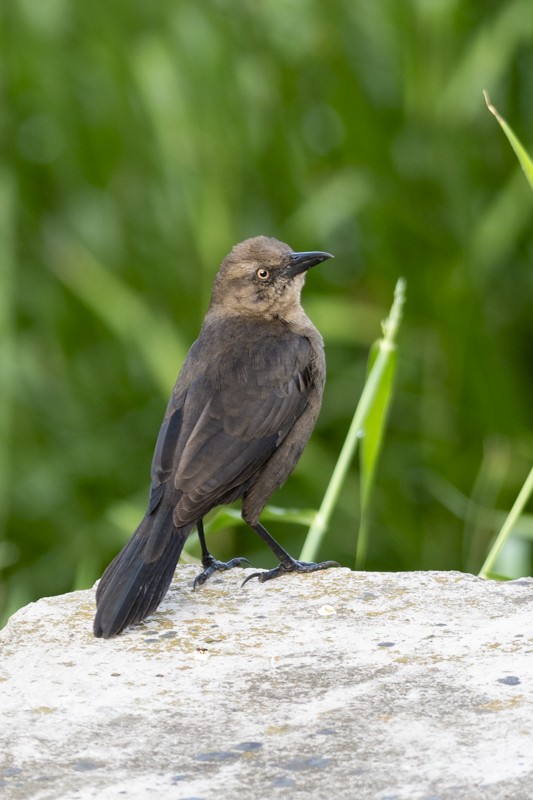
[1,0,532,625]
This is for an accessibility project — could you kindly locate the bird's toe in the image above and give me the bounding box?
[193,556,250,590]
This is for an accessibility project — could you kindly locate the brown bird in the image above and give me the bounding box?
[94,235,337,638]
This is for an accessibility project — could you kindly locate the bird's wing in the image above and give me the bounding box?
[147,398,184,513]
[148,328,318,526]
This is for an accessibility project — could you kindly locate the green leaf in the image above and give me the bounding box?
[484,91,533,193]
[479,465,533,578]
[50,238,186,397]
[357,342,397,567]
[204,504,317,535]
[300,278,406,563]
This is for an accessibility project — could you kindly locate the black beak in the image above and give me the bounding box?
[286,250,334,277]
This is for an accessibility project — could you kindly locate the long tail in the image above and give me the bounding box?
[93,502,191,638]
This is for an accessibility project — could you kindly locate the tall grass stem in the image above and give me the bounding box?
[300,278,405,562]
[479,466,533,578]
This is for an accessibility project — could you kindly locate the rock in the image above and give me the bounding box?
[1,567,532,799]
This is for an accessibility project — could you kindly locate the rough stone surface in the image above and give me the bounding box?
[1,567,532,800]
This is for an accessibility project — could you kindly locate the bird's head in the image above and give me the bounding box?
[209,236,333,320]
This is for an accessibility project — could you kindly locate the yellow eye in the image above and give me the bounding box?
[256,268,270,281]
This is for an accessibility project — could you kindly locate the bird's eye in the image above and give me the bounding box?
[256,268,270,281]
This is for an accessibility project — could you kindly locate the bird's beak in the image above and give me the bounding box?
[286,250,334,277]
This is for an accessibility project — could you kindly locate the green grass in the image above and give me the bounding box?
[300,278,405,565]
[1,0,532,624]
[477,95,533,579]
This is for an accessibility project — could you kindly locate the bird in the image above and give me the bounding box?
[93,235,337,638]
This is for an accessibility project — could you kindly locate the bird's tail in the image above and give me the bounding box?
[93,502,190,638]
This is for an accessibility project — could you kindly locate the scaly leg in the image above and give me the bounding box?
[242,520,338,586]
[193,519,250,589]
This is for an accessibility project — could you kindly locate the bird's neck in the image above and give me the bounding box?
[206,304,317,337]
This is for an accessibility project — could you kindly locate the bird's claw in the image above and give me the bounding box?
[241,558,339,587]
[193,556,250,590]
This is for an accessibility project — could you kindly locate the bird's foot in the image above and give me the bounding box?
[193,554,250,590]
[242,557,339,586]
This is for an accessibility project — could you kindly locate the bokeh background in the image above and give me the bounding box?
[1,0,532,625]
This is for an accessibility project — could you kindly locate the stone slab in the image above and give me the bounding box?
[1,567,532,799]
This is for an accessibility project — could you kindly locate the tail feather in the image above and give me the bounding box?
[94,505,190,638]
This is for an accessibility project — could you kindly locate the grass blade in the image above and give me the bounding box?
[479,466,533,578]
[484,91,533,191]
[0,168,16,545]
[300,278,406,563]
[49,238,186,397]
[479,91,533,578]
[357,342,397,567]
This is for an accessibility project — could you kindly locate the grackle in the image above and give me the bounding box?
[94,236,337,638]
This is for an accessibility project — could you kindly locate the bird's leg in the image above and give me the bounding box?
[193,519,250,589]
[242,521,339,586]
